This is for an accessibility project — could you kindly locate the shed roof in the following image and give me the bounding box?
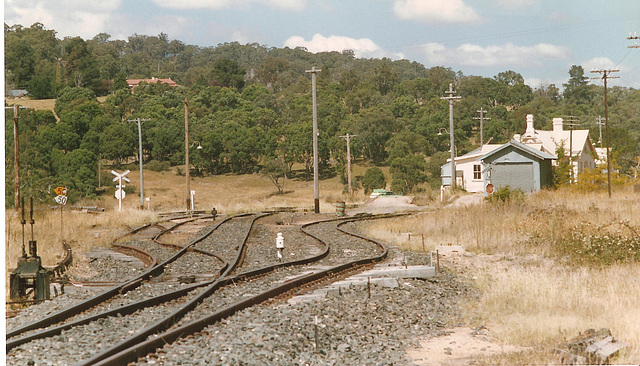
[481,139,557,162]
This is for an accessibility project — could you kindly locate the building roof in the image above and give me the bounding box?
[127,78,180,88]
[516,115,594,158]
[481,139,557,162]
[445,144,503,163]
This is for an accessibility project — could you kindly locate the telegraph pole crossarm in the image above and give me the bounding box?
[628,32,639,48]
[441,83,461,190]
[591,68,619,197]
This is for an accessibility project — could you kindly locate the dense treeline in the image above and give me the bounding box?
[5,23,640,205]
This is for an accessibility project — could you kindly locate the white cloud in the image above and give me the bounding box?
[393,0,479,24]
[582,57,618,73]
[418,42,570,68]
[5,0,122,39]
[284,34,404,59]
[150,0,305,11]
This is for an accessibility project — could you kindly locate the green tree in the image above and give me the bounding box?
[355,107,396,164]
[60,37,102,93]
[100,123,137,165]
[261,157,288,194]
[56,149,98,199]
[563,65,590,104]
[211,59,246,89]
[362,167,386,194]
[388,142,426,194]
[54,87,97,117]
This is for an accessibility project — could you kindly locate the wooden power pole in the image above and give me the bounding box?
[339,134,357,196]
[305,67,321,213]
[591,68,619,198]
[441,83,461,189]
[473,108,490,148]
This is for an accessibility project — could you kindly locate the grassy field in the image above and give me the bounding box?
[358,188,640,364]
[5,165,381,271]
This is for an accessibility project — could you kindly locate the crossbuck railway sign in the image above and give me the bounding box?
[111,170,131,211]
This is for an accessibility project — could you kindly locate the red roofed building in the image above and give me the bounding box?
[126,77,180,91]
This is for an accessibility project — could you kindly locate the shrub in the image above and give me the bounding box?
[486,186,525,204]
[557,221,640,266]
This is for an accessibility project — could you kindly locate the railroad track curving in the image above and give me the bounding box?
[5,212,454,366]
[6,213,247,344]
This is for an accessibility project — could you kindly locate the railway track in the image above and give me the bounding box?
[5,212,460,366]
[6,213,241,341]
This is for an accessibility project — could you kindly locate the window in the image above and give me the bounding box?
[473,164,482,180]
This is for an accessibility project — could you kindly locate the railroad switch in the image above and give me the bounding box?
[10,197,51,301]
[10,240,51,301]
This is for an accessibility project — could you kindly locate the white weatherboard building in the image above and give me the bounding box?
[515,115,597,181]
[440,144,502,192]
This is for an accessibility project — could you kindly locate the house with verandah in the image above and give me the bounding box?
[514,114,597,182]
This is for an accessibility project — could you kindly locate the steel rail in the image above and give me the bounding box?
[6,213,231,340]
[88,214,400,366]
[7,214,264,351]
[76,213,270,366]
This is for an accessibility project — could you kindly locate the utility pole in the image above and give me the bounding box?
[5,104,29,211]
[596,116,605,147]
[306,66,321,213]
[441,83,461,189]
[339,134,357,196]
[591,69,619,198]
[184,98,191,211]
[127,117,151,209]
[473,108,490,148]
[563,116,580,184]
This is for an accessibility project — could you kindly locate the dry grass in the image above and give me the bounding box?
[127,167,368,213]
[5,166,367,270]
[5,97,57,113]
[359,187,640,364]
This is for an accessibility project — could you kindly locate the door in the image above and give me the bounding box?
[491,162,534,192]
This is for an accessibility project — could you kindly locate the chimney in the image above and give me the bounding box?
[553,118,563,133]
[526,114,535,134]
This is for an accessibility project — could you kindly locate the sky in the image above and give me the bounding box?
[4,0,640,90]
